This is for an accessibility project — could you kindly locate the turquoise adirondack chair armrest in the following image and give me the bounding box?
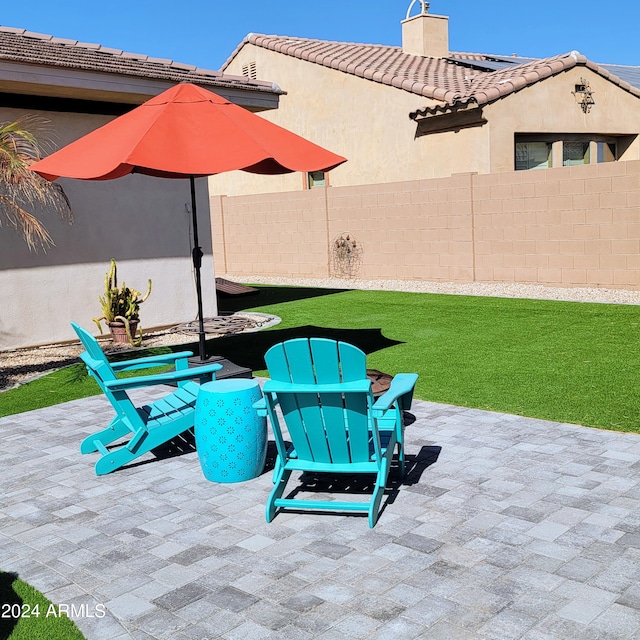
[372,373,419,417]
[110,350,194,371]
[262,380,372,395]
[253,397,268,417]
[103,362,222,391]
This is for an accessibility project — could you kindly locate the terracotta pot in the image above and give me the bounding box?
[108,320,139,344]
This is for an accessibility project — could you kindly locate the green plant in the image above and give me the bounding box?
[93,258,152,346]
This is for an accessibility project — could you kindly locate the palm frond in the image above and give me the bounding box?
[0,194,54,251]
[0,116,73,251]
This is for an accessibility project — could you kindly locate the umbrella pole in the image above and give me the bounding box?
[190,175,208,361]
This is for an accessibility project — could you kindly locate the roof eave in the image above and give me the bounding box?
[0,58,282,111]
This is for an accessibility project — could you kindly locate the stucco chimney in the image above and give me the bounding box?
[401,1,449,58]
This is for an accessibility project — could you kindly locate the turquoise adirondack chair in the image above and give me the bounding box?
[256,338,418,527]
[71,322,222,475]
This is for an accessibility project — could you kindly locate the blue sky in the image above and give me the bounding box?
[1,1,638,70]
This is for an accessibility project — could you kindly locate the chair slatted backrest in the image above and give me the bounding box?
[71,322,144,429]
[71,322,119,391]
[264,338,376,465]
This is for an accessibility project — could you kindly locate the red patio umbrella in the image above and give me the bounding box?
[31,82,346,361]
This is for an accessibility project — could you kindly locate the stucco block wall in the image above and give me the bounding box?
[211,189,329,277]
[212,160,640,290]
[473,161,640,287]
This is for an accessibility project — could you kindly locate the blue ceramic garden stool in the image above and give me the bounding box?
[194,378,267,483]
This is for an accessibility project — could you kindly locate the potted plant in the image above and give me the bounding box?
[93,258,152,346]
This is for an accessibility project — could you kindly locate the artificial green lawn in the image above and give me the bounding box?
[2,286,640,433]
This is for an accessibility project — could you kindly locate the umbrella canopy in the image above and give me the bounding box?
[30,82,347,361]
[31,82,346,180]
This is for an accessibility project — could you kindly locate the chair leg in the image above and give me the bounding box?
[94,446,139,476]
[266,467,292,522]
[369,457,392,527]
[271,455,283,484]
[368,484,385,528]
[396,441,406,480]
[80,417,131,454]
[93,425,190,475]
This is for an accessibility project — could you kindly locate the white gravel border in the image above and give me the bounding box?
[223,274,640,305]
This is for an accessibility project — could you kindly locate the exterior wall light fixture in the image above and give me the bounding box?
[572,78,595,113]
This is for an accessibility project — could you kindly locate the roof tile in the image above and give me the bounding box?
[227,34,640,110]
[0,26,281,95]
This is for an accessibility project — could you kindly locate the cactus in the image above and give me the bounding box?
[93,258,152,346]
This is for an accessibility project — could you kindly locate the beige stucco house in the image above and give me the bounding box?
[207,5,640,293]
[211,5,640,197]
[0,25,282,350]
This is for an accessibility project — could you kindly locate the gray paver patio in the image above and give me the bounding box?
[3,386,640,639]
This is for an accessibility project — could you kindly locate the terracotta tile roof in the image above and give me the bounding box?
[224,34,640,111]
[0,26,281,95]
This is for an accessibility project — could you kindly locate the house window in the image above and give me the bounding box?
[596,142,616,163]
[515,135,620,170]
[563,141,590,166]
[515,142,552,170]
[307,171,326,188]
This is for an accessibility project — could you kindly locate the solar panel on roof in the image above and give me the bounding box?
[600,64,640,91]
[488,55,540,65]
[447,56,531,72]
[447,58,499,72]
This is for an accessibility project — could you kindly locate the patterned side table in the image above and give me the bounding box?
[194,378,267,483]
